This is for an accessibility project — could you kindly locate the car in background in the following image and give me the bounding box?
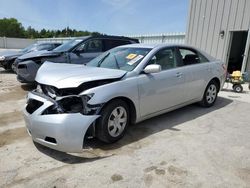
[14,35,139,83]
[23,44,226,153]
[0,42,61,71]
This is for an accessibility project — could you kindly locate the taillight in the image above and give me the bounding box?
[222,64,227,74]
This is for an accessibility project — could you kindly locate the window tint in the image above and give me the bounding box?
[76,39,103,53]
[148,48,176,70]
[54,43,62,48]
[178,48,208,66]
[198,52,209,63]
[104,39,131,51]
[37,44,53,51]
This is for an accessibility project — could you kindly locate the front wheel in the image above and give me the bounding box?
[96,100,129,143]
[200,80,218,107]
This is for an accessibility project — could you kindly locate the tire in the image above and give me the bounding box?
[9,61,15,72]
[96,99,129,143]
[233,84,243,93]
[200,80,218,107]
[2,60,14,71]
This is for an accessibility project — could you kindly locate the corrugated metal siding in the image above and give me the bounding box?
[186,0,250,63]
[126,33,186,44]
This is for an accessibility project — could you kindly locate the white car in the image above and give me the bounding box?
[23,44,226,152]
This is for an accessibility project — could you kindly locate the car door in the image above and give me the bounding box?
[138,47,187,117]
[176,47,211,101]
[70,39,103,64]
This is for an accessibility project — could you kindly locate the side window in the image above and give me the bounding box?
[148,48,176,70]
[178,48,209,65]
[37,44,53,51]
[76,39,103,53]
[54,43,62,48]
[104,39,130,51]
[198,52,209,63]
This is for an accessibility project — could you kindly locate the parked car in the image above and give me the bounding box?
[14,35,139,83]
[0,42,61,71]
[23,44,226,153]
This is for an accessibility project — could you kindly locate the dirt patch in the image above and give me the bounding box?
[144,166,157,173]
[160,161,167,166]
[155,168,166,175]
[0,111,23,126]
[0,86,27,102]
[237,168,250,184]
[143,174,153,187]
[167,165,187,176]
[111,174,123,182]
[0,127,27,147]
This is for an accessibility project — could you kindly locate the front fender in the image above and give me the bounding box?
[80,77,140,120]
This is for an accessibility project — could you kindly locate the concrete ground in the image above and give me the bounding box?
[0,67,250,188]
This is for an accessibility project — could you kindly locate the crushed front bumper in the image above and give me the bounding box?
[23,92,99,153]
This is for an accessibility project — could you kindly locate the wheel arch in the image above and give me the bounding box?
[101,96,137,125]
[210,77,221,91]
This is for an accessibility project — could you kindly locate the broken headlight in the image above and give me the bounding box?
[42,94,101,115]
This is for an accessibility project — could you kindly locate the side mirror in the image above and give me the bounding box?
[143,64,161,74]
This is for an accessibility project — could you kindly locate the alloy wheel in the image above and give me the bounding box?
[206,84,217,104]
[108,106,127,137]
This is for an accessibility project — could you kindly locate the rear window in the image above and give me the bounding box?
[104,39,131,51]
[178,48,209,66]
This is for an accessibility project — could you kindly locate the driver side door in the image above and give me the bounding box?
[138,47,187,117]
[70,39,103,64]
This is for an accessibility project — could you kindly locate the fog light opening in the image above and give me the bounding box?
[45,137,57,144]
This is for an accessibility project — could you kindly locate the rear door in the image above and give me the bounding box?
[176,47,211,100]
[138,47,187,117]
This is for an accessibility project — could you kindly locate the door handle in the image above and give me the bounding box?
[176,72,183,77]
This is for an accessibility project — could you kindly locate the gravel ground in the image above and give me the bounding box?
[0,67,250,188]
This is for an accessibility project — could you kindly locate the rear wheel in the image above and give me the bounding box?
[96,99,129,143]
[200,80,218,107]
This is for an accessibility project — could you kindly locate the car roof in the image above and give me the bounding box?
[118,43,200,49]
[117,43,216,61]
[63,35,139,42]
[37,42,62,45]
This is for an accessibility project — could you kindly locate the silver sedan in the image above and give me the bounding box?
[23,44,226,153]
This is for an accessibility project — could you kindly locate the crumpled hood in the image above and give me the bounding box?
[18,50,61,60]
[36,62,127,88]
[0,50,22,58]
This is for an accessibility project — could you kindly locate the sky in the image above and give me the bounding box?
[0,0,189,35]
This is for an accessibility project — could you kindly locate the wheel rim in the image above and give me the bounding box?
[235,86,241,92]
[206,84,217,104]
[108,106,127,137]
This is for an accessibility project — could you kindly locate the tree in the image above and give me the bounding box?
[0,17,103,38]
[0,18,25,37]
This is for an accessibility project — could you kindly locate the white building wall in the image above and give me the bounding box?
[0,37,35,49]
[186,0,250,64]
[126,33,186,44]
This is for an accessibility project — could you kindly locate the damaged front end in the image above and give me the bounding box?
[23,82,109,153]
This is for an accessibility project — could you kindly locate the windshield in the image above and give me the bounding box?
[87,47,151,71]
[21,43,38,53]
[53,39,84,52]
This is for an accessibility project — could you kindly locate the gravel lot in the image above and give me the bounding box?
[0,66,250,188]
